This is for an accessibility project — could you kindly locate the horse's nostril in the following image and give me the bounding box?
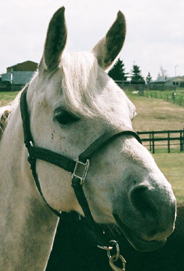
[130,185,158,220]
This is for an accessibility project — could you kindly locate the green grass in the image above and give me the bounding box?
[144,89,184,108]
[154,153,184,204]
[0,91,19,106]
[125,90,184,131]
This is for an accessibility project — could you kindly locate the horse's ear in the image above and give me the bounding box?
[92,11,126,70]
[39,7,67,72]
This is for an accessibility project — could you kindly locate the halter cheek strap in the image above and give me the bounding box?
[20,85,142,247]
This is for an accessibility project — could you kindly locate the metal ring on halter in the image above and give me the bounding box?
[109,254,126,271]
[97,239,118,252]
[71,158,90,185]
[97,245,113,251]
[107,240,120,262]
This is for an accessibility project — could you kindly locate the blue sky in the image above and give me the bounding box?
[0,0,184,80]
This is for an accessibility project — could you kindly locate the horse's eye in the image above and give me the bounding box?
[55,110,79,126]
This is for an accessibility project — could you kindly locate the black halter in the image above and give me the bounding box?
[20,85,142,247]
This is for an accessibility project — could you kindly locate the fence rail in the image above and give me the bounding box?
[137,129,184,153]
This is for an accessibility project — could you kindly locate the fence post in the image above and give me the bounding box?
[138,129,184,153]
[181,129,184,152]
[180,130,183,152]
[168,131,170,153]
[149,132,152,152]
[152,131,155,154]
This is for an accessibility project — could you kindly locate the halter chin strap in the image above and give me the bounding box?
[20,85,142,247]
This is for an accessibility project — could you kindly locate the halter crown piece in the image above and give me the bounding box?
[20,85,142,271]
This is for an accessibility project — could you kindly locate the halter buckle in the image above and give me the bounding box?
[72,158,90,185]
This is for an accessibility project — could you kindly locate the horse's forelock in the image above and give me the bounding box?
[60,52,99,116]
[59,52,134,127]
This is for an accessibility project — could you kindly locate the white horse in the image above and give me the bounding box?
[0,7,176,271]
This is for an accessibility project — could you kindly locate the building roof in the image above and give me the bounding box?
[7,60,38,72]
[150,76,184,84]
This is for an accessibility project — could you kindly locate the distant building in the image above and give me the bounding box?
[148,76,184,90]
[6,60,37,72]
[1,60,38,91]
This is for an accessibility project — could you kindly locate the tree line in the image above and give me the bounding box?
[108,58,152,84]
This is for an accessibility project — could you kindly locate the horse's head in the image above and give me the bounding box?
[26,7,176,251]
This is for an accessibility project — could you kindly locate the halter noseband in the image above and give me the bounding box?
[20,85,142,248]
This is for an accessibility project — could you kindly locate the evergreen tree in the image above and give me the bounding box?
[108,58,127,81]
[131,64,145,83]
[146,72,152,84]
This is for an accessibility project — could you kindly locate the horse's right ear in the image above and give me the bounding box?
[92,11,126,70]
[38,7,67,73]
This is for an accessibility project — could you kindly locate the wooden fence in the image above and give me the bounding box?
[137,129,184,153]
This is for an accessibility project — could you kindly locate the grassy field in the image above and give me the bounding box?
[0,90,183,204]
[0,91,19,107]
[153,153,184,204]
[144,89,184,108]
[125,90,184,131]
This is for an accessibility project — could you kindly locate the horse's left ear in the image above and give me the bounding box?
[39,7,67,72]
[92,11,126,70]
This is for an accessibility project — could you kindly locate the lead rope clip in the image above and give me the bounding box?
[109,254,126,271]
[98,240,126,271]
